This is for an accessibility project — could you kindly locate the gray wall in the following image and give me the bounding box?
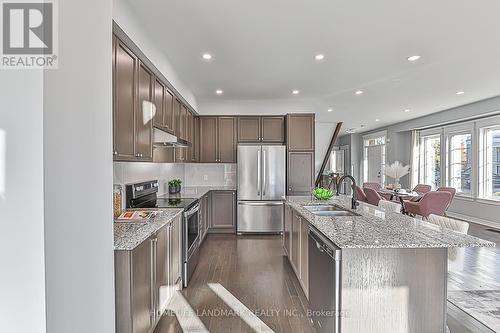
[342,95,500,226]
[43,0,116,332]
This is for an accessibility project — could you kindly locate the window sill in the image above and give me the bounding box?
[475,198,500,207]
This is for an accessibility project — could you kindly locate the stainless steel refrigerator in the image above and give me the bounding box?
[237,145,285,233]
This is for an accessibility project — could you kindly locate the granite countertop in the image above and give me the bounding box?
[114,208,183,250]
[286,195,495,249]
[159,185,236,199]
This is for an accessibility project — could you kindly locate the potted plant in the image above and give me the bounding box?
[385,161,410,190]
[168,179,182,194]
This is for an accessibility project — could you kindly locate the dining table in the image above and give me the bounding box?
[377,188,424,214]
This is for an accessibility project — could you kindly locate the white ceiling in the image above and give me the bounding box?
[124,0,500,133]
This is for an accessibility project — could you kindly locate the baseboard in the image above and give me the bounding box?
[446,211,500,230]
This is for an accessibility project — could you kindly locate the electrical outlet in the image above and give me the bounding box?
[203,175,208,181]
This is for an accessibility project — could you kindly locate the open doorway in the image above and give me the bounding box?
[363,132,386,185]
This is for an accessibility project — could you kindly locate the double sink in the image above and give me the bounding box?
[303,204,359,217]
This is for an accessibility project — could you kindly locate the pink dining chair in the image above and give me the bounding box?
[437,187,456,204]
[356,186,368,203]
[404,191,452,218]
[364,187,385,206]
[363,182,382,190]
[413,184,431,194]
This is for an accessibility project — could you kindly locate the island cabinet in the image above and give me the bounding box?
[115,215,182,333]
[199,117,237,163]
[284,207,309,299]
[210,190,236,233]
[237,116,285,143]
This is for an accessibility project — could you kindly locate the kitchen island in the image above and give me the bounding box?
[284,195,494,333]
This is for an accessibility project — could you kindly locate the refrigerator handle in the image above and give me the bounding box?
[257,149,261,196]
[262,149,266,196]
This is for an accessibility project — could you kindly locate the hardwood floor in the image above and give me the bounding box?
[155,234,314,333]
[447,221,500,332]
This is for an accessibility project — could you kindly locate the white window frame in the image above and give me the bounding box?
[362,131,387,185]
[418,128,443,190]
[476,115,500,202]
[444,122,475,197]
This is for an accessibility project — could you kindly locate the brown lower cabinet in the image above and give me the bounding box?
[210,190,236,233]
[115,215,182,333]
[284,206,309,299]
[287,151,315,195]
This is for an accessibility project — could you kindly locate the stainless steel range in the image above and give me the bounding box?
[125,180,200,287]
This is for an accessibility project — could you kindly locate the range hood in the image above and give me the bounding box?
[153,127,191,148]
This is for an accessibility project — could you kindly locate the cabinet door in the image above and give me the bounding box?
[131,238,153,333]
[211,191,235,231]
[237,116,260,142]
[173,99,181,137]
[136,62,154,161]
[287,114,315,151]
[199,117,218,162]
[300,219,309,298]
[288,151,314,195]
[163,89,174,134]
[170,217,181,287]
[261,116,284,142]
[113,39,137,161]
[153,78,164,128]
[193,117,199,162]
[291,211,300,272]
[186,111,193,160]
[179,105,188,140]
[218,117,237,163]
[284,204,292,256]
[155,226,169,317]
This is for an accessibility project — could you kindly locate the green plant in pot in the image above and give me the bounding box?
[168,179,182,194]
[312,187,334,200]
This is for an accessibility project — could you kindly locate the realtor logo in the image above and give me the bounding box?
[1,0,58,68]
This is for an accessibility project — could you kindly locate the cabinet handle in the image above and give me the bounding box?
[113,151,118,155]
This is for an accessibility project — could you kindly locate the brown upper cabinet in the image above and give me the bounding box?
[198,116,237,163]
[218,117,237,163]
[173,99,181,138]
[163,90,174,133]
[237,116,284,143]
[192,116,199,162]
[153,78,165,129]
[287,114,315,151]
[199,117,218,162]
[113,37,137,161]
[135,61,154,161]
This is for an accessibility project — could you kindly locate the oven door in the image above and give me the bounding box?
[184,203,200,259]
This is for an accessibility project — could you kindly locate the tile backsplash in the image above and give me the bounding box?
[113,162,237,196]
[184,163,237,187]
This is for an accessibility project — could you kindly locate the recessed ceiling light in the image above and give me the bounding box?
[202,53,212,60]
[360,124,366,128]
[375,118,380,122]
[292,90,300,95]
[404,109,410,113]
[355,90,364,95]
[314,54,325,61]
[215,89,223,95]
[407,55,421,62]
[456,91,465,95]
[327,108,333,112]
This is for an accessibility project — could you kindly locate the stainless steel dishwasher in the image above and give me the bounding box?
[308,229,342,333]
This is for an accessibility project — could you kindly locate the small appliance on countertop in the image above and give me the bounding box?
[125,180,200,287]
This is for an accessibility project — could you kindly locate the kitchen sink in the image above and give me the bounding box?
[303,205,360,217]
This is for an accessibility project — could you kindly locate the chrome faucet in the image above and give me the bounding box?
[336,175,359,209]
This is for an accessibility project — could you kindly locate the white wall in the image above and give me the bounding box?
[0,72,46,332]
[113,0,198,110]
[43,0,115,332]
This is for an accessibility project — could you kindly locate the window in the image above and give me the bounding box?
[479,125,500,200]
[447,132,472,194]
[363,133,386,184]
[419,134,441,189]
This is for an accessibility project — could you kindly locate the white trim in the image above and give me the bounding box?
[476,197,500,206]
[362,130,387,141]
[446,211,500,229]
